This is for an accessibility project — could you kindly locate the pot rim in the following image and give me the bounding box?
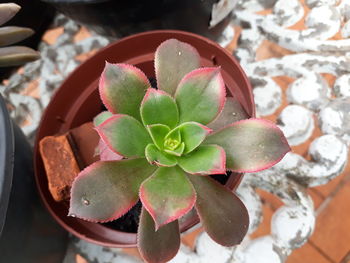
[34,29,255,247]
[0,94,14,236]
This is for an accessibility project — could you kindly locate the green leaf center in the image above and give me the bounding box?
[164,138,180,150]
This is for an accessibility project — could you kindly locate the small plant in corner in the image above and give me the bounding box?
[69,39,290,263]
[0,3,40,67]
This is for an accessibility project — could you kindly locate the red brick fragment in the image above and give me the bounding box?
[39,122,100,202]
[39,134,80,202]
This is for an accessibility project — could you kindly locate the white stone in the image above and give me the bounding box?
[304,5,341,40]
[278,105,314,146]
[287,75,330,111]
[196,233,236,263]
[253,78,282,116]
[243,236,284,263]
[306,0,339,8]
[74,239,141,263]
[271,206,315,249]
[309,134,347,163]
[273,0,304,27]
[334,75,350,98]
[319,98,350,139]
[236,184,263,234]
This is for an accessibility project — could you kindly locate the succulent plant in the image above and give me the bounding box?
[0,3,40,67]
[69,39,290,263]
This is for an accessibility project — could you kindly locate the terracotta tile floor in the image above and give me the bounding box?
[41,23,350,262]
[254,158,350,263]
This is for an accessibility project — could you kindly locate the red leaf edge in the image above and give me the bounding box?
[68,161,139,223]
[99,62,151,113]
[95,114,129,158]
[215,118,291,173]
[139,175,197,230]
[175,67,226,115]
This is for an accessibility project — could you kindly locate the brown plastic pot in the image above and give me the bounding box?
[34,30,255,248]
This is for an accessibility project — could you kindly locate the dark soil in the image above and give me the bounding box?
[102,171,233,233]
[102,201,142,233]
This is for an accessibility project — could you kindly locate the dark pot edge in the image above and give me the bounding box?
[0,95,14,236]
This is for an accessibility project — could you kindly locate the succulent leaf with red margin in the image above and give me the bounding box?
[177,145,226,175]
[204,118,291,173]
[166,122,212,154]
[141,88,179,129]
[69,159,156,222]
[175,67,226,125]
[164,142,185,157]
[147,124,171,150]
[188,174,249,246]
[93,111,113,127]
[207,97,249,130]
[99,62,150,121]
[155,38,200,96]
[138,208,180,263]
[96,114,152,158]
[97,139,123,161]
[145,144,177,167]
[140,166,196,229]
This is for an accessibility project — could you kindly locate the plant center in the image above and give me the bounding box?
[164,138,180,150]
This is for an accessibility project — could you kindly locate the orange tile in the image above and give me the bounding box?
[286,242,331,263]
[42,27,64,45]
[76,254,88,263]
[75,49,98,63]
[310,181,350,262]
[256,39,294,61]
[182,227,203,250]
[250,203,274,239]
[312,155,350,198]
[122,247,141,259]
[340,250,350,263]
[226,25,242,52]
[74,27,92,42]
[256,189,284,210]
[307,189,324,209]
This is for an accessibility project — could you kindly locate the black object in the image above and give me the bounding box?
[0,94,67,263]
[41,0,231,40]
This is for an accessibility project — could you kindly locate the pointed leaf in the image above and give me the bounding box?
[0,26,34,47]
[164,142,185,157]
[188,175,249,246]
[175,67,226,125]
[97,139,123,161]
[140,166,196,229]
[208,97,249,130]
[69,159,156,222]
[168,122,212,154]
[138,208,180,263]
[145,144,177,167]
[97,114,152,158]
[205,118,291,173]
[0,46,39,67]
[147,124,170,150]
[177,145,226,175]
[93,111,113,127]
[155,39,200,95]
[141,88,179,128]
[0,3,20,26]
[99,63,150,121]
